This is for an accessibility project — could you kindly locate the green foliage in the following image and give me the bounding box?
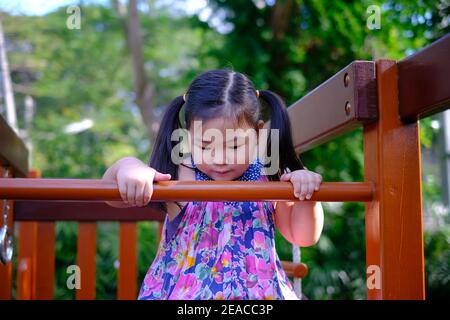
[424,227,450,300]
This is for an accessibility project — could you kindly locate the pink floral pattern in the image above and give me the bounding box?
[138,158,298,300]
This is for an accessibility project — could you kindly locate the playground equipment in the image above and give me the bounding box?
[0,33,449,300]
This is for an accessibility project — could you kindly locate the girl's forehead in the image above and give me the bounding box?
[189,117,253,131]
[187,117,258,143]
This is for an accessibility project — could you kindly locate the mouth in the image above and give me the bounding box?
[213,170,231,175]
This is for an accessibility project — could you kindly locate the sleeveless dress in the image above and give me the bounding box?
[138,156,298,300]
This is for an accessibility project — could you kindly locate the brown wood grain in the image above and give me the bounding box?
[363,60,425,299]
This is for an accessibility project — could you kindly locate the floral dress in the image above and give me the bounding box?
[138,156,298,300]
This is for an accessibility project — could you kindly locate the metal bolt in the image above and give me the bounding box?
[344,73,350,87]
[0,226,13,265]
[345,101,352,115]
[0,166,13,265]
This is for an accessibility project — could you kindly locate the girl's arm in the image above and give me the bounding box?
[102,156,171,208]
[274,169,324,247]
[102,157,144,208]
[274,200,324,247]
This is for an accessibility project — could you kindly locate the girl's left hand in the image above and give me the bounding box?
[280,169,323,201]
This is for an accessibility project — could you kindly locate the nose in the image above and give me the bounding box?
[211,148,226,165]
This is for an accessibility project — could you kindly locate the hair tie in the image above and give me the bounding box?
[183,93,187,102]
[256,89,260,98]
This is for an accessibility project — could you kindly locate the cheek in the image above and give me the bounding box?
[233,149,248,164]
[191,145,215,164]
[248,138,260,158]
[196,163,210,174]
[235,143,258,164]
[191,145,203,163]
[234,164,249,176]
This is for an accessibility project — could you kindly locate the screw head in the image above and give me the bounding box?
[344,73,350,87]
[345,101,352,115]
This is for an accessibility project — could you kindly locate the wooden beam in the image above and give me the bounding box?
[363,60,425,299]
[0,115,29,177]
[14,200,165,222]
[266,61,377,153]
[398,34,450,123]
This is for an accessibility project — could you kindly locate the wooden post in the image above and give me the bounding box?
[16,233,34,299]
[19,169,57,300]
[17,169,40,299]
[76,223,96,300]
[118,222,137,300]
[363,60,425,299]
[33,222,56,299]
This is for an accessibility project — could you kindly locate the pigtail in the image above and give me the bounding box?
[148,95,185,212]
[259,89,305,181]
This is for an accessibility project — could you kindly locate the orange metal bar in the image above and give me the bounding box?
[0,179,374,202]
[363,60,425,299]
[76,222,96,300]
[117,222,137,300]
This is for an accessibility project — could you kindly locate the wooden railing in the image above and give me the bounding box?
[0,169,312,299]
[1,33,449,300]
[1,179,374,202]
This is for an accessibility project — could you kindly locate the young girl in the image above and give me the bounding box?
[102,69,324,300]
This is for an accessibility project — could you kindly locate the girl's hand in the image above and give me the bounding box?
[280,169,322,201]
[115,161,171,207]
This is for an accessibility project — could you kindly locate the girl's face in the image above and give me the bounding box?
[189,117,264,181]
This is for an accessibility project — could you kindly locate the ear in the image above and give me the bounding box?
[257,120,265,130]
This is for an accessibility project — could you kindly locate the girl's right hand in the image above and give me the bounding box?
[116,162,172,207]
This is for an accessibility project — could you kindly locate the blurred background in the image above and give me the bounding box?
[0,0,448,299]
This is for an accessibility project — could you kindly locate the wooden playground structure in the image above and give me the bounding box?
[0,33,449,300]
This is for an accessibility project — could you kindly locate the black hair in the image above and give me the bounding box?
[148,69,304,212]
